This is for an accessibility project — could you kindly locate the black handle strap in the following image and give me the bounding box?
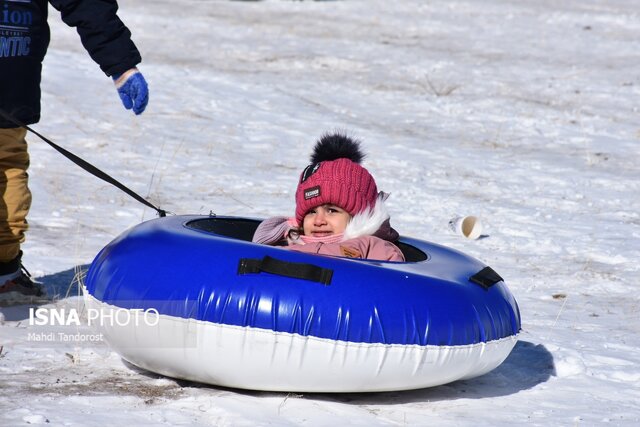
[0,109,167,217]
[238,256,333,285]
[469,266,504,290]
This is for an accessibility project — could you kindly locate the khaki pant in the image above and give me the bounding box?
[0,128,31,263]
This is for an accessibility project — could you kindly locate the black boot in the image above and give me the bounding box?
[0,252,46,305]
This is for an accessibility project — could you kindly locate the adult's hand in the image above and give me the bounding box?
[113,68,149,115]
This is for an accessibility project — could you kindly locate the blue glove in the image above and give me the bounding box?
[112,68,149,115]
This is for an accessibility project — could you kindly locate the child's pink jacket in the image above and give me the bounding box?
[288,234,404,261]
[252,197,405,262]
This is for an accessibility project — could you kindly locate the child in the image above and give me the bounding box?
[253,133,405,262]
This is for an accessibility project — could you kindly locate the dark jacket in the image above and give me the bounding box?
[0,0,141,128]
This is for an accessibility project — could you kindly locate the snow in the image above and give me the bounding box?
[1,0,639,425]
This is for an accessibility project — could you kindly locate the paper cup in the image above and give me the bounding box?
[448,216,483,239]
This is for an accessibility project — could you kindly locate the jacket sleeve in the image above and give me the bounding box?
[49,0,142,76]
[252,217,296,245]
[366,237,405,262]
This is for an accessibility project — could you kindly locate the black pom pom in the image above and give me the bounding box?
[310,132,365,164]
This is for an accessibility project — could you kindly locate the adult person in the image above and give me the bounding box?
[0,0,149,303]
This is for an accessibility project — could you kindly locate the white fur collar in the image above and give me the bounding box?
[343,196,390,241]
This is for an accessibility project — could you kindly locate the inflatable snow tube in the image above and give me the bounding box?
[83,215,521,392]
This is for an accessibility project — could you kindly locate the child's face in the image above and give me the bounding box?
[303,204,351,237]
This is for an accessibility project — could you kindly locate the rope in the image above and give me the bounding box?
[0,110,167,217]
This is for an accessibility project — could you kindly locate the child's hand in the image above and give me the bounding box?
[253,217,295,245]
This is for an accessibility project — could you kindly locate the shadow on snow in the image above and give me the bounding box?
[0,265,88,321]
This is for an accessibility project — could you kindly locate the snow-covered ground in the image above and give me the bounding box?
[2,0,639,425]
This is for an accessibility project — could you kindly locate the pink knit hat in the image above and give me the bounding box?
[295,133,378,225]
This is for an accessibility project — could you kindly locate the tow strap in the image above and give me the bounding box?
[0,110,166,217]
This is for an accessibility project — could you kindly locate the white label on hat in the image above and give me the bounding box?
[304,186,321,200]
